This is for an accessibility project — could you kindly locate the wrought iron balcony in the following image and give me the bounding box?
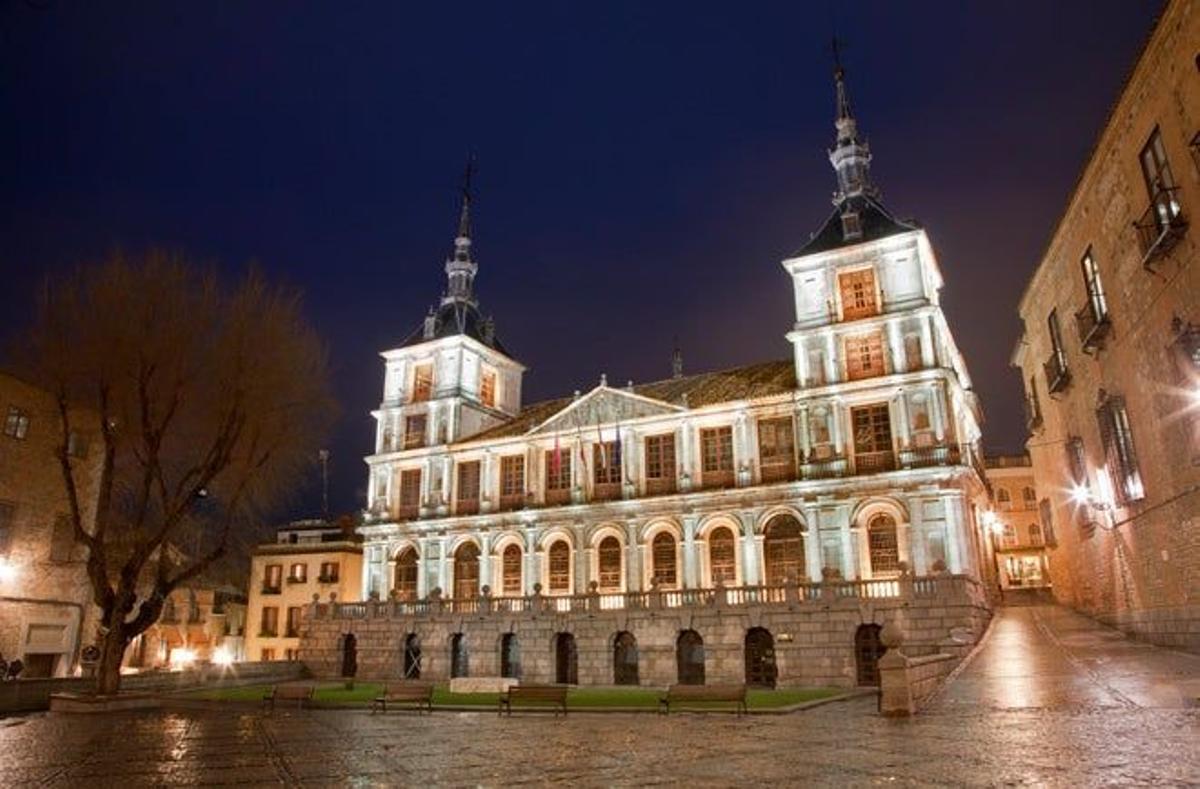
[854,450,896,475]
[800,455,849,480]
[898,444,961,469]
[1043,352,1071,394]
[1135,185,1186,267]
[260,585,282,596]
[1074,304,1111,353]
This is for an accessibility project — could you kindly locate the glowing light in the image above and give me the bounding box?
[170,648,197,669]
[212,647,234,668]
[1069,484,1093,506]
[0,558,17,584]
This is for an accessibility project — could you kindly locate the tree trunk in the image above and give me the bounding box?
[95,620,128,696]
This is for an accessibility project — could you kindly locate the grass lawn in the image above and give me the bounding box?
[184,682,843,710]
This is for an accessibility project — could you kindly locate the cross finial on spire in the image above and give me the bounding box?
[825,40,878,206]
[457,153,476,241]
[444,155,480,305]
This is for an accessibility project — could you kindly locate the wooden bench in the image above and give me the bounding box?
[262,684,314,712]
[658,684,748,715]
[371,682,435,714]
[498,684,569,716]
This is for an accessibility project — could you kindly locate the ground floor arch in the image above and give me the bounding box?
[613,631,639,685]
[855,624,886,686]
[450,633,469,678]
[340,633,357,678]
[744,627,777,688]
[555,632,578,684]
[500,633,520,678]
[676,629,705,685]
[403,633,421,679]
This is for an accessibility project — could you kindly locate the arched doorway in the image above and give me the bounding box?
[744,627,777,688]
[500,633,520,679]
[340,633,357,678]
[395,548,418,601]
[450,633,469,678]
[676,630,705,685]
[613,631,639,685]
[402,633,421,679]
[454,543,480,600]
[763,514,805,584]
[855,624,886,686]
[555,632,578,684]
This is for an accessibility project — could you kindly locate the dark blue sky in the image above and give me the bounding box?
[0,1,1159,521]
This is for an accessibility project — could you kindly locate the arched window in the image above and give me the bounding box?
[613,631,639,685]
[1029,523,1044,546]
[996,487,1012,511]
[676,630,705,685]
[548,540,571,593]
[501,544,522,596]
[453,543,480,600]
[597,536,622,591]
[708,527,737,586]
[763,514,805,585]
[867,513,900,576]
[1022,486,1037,508]
[500,633,520,678]
[450,633,468,678]
[652,532,677,588]
[394,548,418,601]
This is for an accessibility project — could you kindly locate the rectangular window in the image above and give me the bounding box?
[263,564,282,592]
[1045,309,1070,393]
[1139,126,1176,196]
[499,455,525,511]
[3,406,29,440]
[1096,395,1144,506]
[1048,309,1066,364]
[1080,248,1108,322]
[398,469,422,518]
[845,331,886,381]
[838,268,879,321]
[285,648,299,662]
[456,460,481,514]
[260,607,278,637]
[285,606,302,637]
[644,433,676,494]
[49,514,74,563]
[319,562,340,583]
[851,403,894,473]
[0,500,15,557]
[261,648,276,661]
[700,427,735,489]
[412,364,434,402]
[403,415,427,449]
[757,417,796,482]
[67,430,89,458]
[544,449,572,505]
[593,442,622,500]
[1038,498,1057,547]
[480,369,497,408]
[288,563,307,583]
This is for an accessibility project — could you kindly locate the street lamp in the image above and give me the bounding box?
[0,557,18,585]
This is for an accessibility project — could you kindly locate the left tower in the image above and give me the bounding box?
[363,175,525,595]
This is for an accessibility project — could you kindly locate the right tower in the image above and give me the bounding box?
[781,61,992,584]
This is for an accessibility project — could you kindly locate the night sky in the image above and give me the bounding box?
[0,1,1160,523]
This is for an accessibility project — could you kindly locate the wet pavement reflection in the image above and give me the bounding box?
[1,604,1197,786]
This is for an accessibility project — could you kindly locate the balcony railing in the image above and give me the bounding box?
[497,493,525,512]
[800,455,849,480]
[898,444,961,469]
[318,574,339,584]
[544,487,571,506]
[1135,186,1186,267]
[286,575,306,584]
[760,461,798,484]
[261,585,282,596]
[456,498,480,516]
[323,574,983,620]
[592,482,622,501]
[1074,304,1111,354]
[700,469,736,490]
[396,504,419,521]
[1043,352,1070,394]
[645,477,677,496]
[854,450,895,475]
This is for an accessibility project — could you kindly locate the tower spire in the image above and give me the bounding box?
[444,155,478,304]
[828,41,878,206]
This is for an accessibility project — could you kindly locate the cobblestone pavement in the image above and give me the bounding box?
[1,604,1197,787]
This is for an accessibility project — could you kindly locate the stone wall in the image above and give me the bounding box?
[299,577,990,688]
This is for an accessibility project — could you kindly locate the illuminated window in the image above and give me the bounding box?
[480,368,497,408]
[651,532,677,588]
[708,527,737,585]
[263,564,282,591]
[499,455,524,511]
[996,487,1012,512]
[398,469,421,518]
[1080,248,1108,323]
[867,514,900,575]
[453,543,479,599]
[1096,394,1144,505]
[700,427,734,489]
[1029,524,1044,546]
[597,536,622,591]
[285,607,302,637]
[1,500,17,557]
[644,433,676,494]
[763,515,805,585]
[548,541,571,593]
[757,417,796,482]
[501,544,522,595]
[288,563,307,582]
[592,441,621,499]
[412,364,434,402]
[1021,486,1037,508]
[543,449,572,504]
[456,461,481,514]
[852,403,894,472]
[3,406,29,440]
[845,332,886,381]
[393,547,418,598]
[319,562,340,583]
[403,415,427,449]
[838,268,879,321]
[260,607,278,637]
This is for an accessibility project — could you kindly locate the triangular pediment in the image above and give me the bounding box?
[527,386,683,436]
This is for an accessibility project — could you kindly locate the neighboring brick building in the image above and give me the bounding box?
[245,520,362,662]
[0,371,100,677]
[1012,0,1199,649]
[984,455,1052,591]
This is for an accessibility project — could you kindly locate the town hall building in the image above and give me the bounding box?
[300,65,994,689]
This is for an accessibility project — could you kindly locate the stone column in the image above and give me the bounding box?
[524,527,539,595]
[803,505,822,581]
[931,380,948,442]
[478,532,493,595]
[943,494,963,574]
[738,511,759,585]
[920,315,936,369]
[830,399,845,456]
[887,318,903,374]
[895,389,911,451]
[481,451,495,513]
[824,332,839,384]
[436,536,449,594]
[416,536,430,599]
[682,515,699,588]
[908,497,928,576]
[625,521,642,592]
[840,515,856,580]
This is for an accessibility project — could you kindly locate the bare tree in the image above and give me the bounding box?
[23,250,335,694]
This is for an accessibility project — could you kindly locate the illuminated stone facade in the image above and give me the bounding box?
[1012,0,1200,650]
